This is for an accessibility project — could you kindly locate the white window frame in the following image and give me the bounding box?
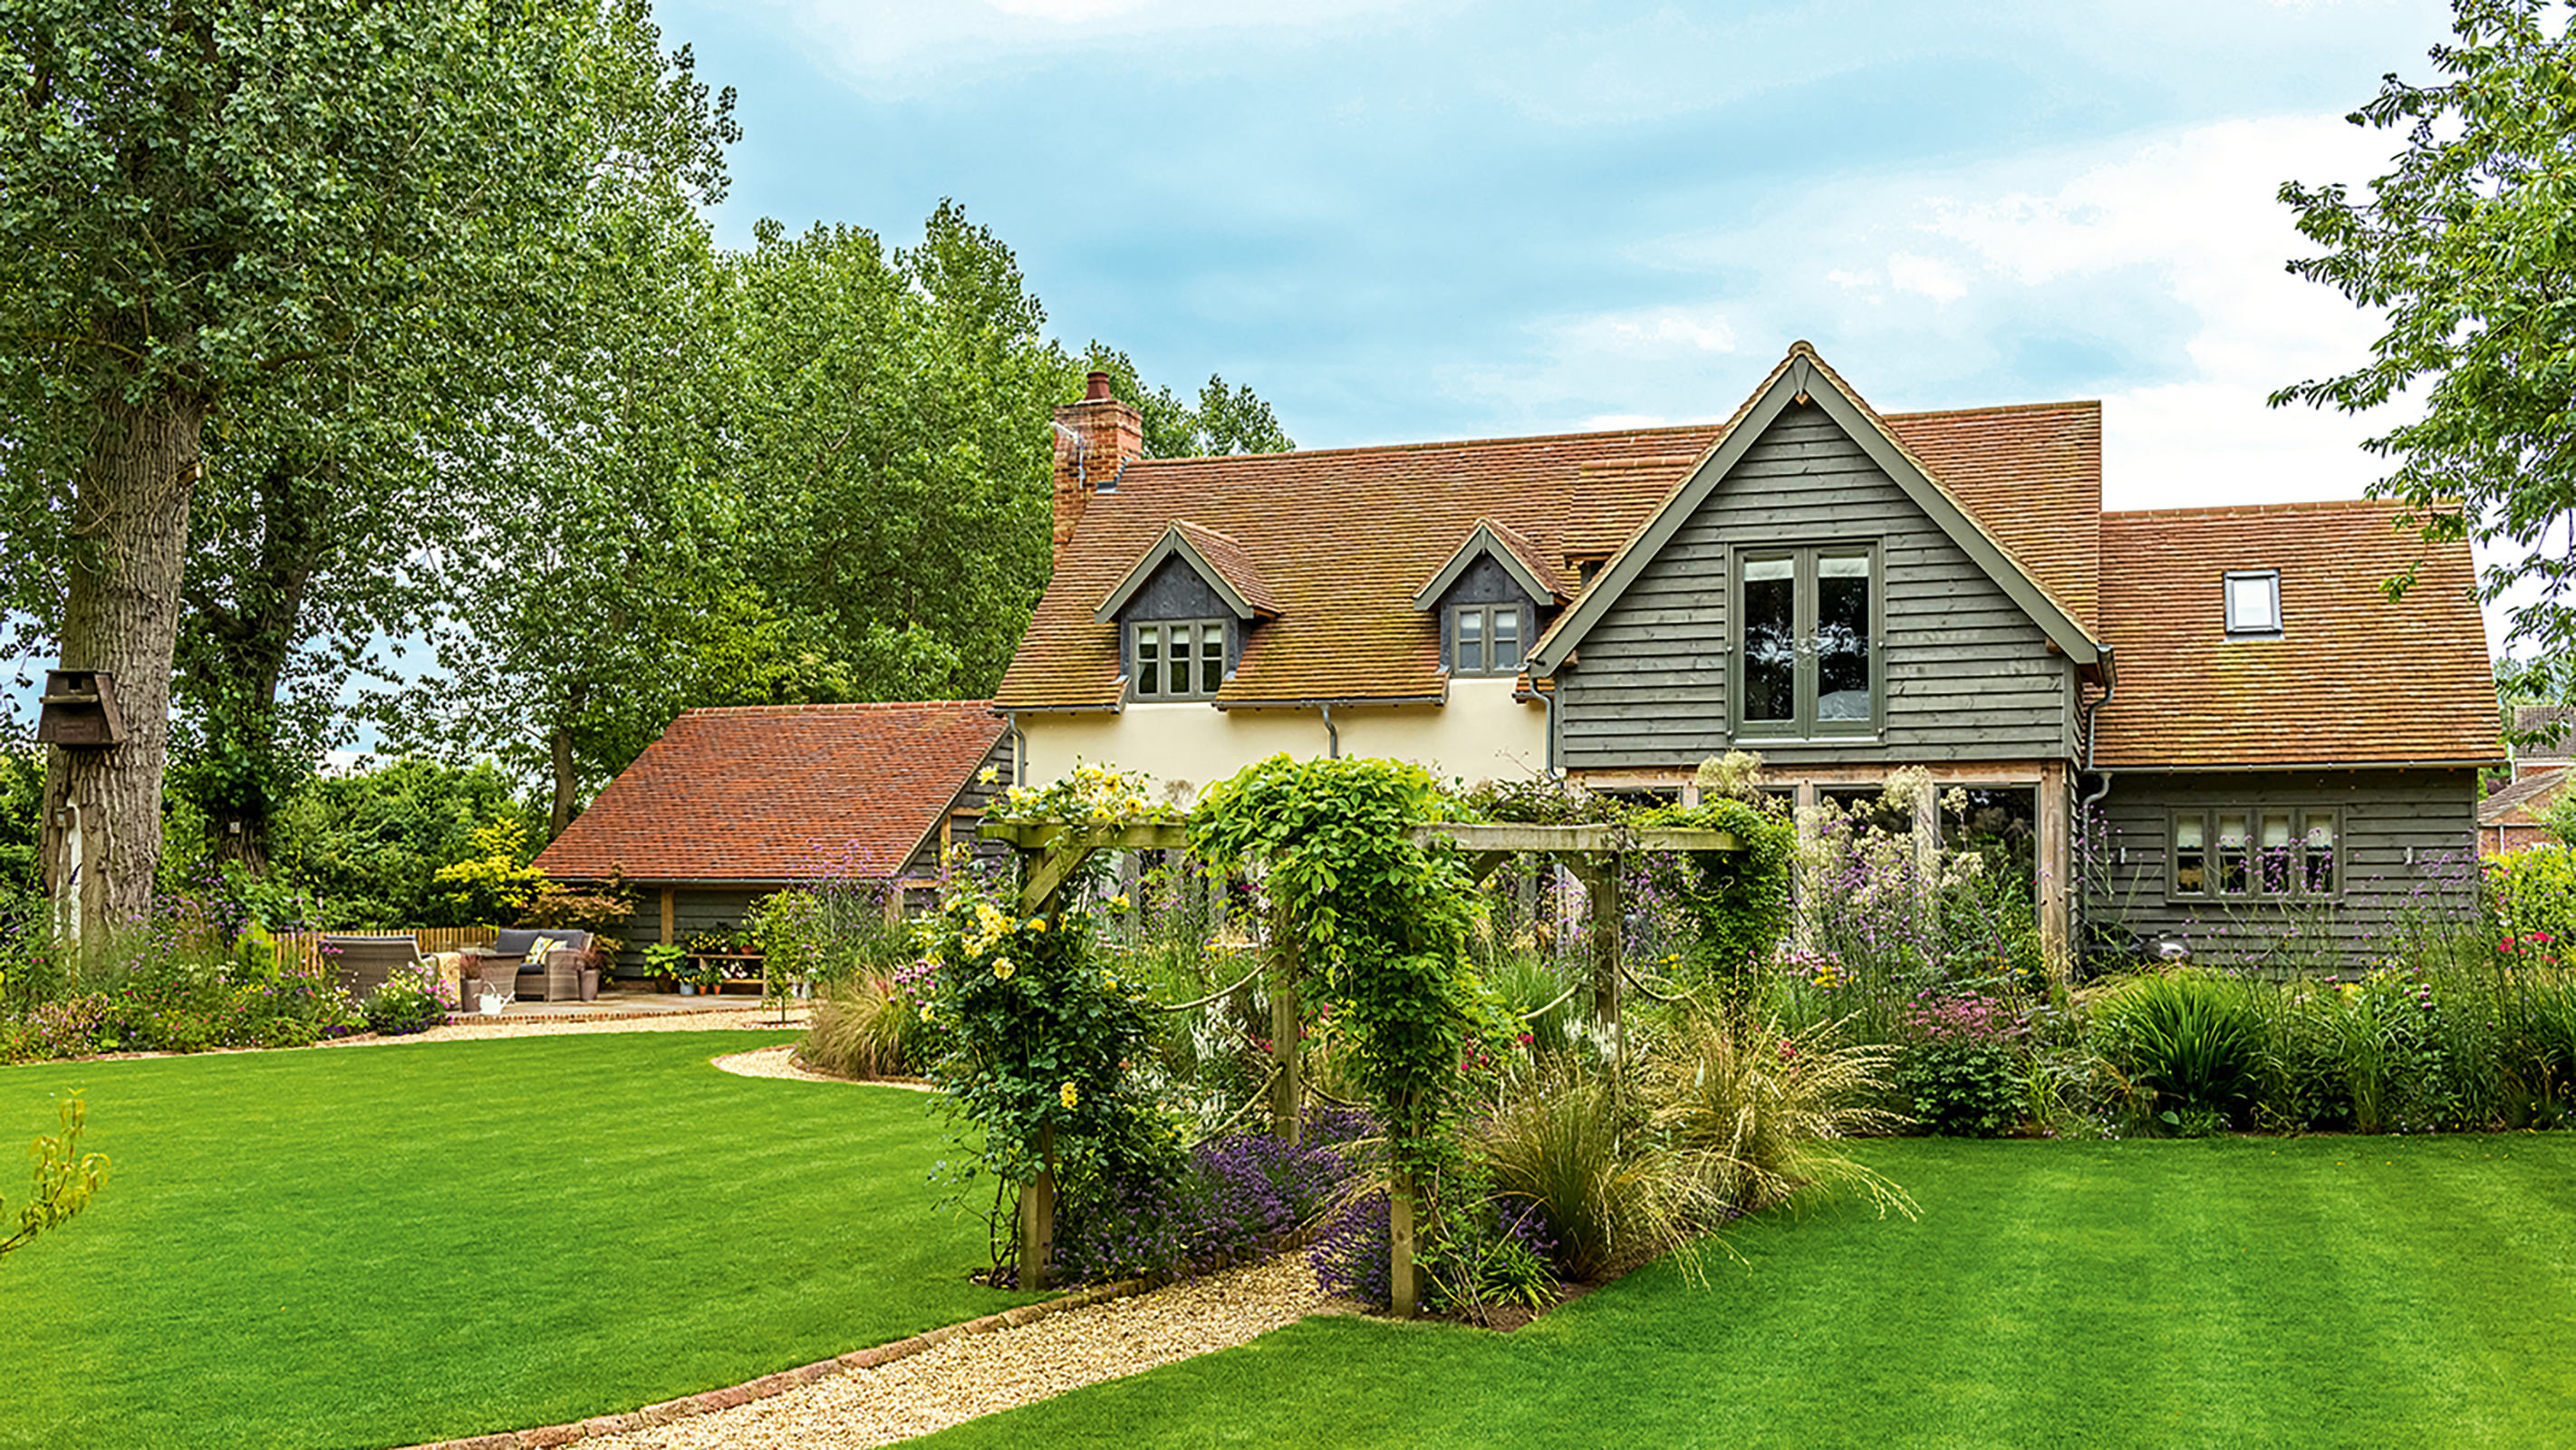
[2224,569,2282,639]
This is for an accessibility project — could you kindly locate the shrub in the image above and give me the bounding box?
[362,962,451,1036]
[2093,971,2262,1131]
[1056,1108,1369,1286]
[1308,1188,1394,1307]
[1894,991,2026,1136]
[1422,1184,1559,1320]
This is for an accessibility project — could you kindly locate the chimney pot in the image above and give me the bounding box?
[1085,371,1114,401]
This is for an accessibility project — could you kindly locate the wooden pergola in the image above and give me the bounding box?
[980,817,1741,1311]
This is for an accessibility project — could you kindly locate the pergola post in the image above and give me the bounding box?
[1269,930,1303,1145]
[1389,1168,1422,1318]
[1018,1123,1056,1291]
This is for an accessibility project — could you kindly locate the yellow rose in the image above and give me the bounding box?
[994,958,1015,981]
[1059,1081,1079,1110]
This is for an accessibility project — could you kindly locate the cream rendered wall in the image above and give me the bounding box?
[1019,677,1547,801]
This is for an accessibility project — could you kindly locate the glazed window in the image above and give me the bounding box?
[1452,603,1524,676]
[2224,569,2282,638]
[1134,620,1226,700]
[2169,807,2338,901]
[1737,545,1878,737]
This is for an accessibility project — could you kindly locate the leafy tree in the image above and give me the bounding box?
[1081,350,1296,459]
[0,0,735,934]
[270,758,536,928]
[2276,0,2576,711]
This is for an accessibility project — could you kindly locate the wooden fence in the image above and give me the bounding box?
[269,926,497,974]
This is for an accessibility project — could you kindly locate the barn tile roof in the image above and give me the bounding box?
[2480,768,2568,828]
[996,392,2108,711]
[533,701,1002,884]
[2092,502,2502,770]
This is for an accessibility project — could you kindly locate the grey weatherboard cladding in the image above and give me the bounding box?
[2085,768,2481,970]
[1553,403,2077,770]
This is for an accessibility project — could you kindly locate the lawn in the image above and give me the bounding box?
[915,1135,2576,1449]
[0,1031,1037,1449]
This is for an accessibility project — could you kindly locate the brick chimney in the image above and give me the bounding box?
[1052,371,1143,568]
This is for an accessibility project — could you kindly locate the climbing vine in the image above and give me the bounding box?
[913,875,1171,1255]
[1190,754,1506,1177]
[1637,796,1797,1005]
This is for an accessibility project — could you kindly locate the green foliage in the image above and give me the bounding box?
[915,878,1172,1231]
[0,0,739,914]
[2093,971,2265,1129]
[361,962,452,1038]
[1419,1172,1560,1320]
[1192,755,1500,1177]
[799,974,931,1080]
[271,758,536,928]
[2275,0,2576,667]
[2,1097,107,1260]
[2486,843,2576,949]
[0,746,39,896]
[1637,795,1798,1004]
[429,820,549,927]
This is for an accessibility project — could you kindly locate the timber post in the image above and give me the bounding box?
[1389,1168,1421,1319]
[1019,1123,1056,1291]
[1269,915,1303,1145]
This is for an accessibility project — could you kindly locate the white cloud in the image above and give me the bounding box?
[1561,306,1738,356]
[1885,253,1966,304]
[1616,114,2407,511]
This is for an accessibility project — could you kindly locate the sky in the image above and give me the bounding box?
[10,0,2512,752]
[661,0,2465,520]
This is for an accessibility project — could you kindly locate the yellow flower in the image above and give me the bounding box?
[1028,916,1047,933]
[918,1003,935,1023]
[1110,894,1132,912]
[1059,1081,1079,1110]
[994,958,1016,981]
[979,766,999,786]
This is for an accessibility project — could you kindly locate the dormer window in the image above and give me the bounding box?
[1134,620,1226,699]
[1452,604,1524,675]
[2224,570,2281,638]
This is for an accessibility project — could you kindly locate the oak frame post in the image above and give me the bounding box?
[1018,1123,1056,1291]
[1389,1169,1421,1319]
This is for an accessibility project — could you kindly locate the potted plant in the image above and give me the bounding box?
[643,942,690,992]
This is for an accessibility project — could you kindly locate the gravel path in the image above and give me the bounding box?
[584,1254,1349,1450]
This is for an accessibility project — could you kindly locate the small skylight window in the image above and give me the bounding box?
[2224,570,2281,637]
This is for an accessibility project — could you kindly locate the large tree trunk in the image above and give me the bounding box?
[43,391,206,950]
[551,726,576,839]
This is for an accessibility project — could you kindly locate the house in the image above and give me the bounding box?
[993,343,2502,972]
[2479,705,2572,855]
[533,701,1008,972]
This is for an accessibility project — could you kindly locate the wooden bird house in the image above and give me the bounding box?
[36,670,124,749]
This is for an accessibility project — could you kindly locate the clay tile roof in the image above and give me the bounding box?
[997,394,2110,711]
[533,701,1002,883]
[1169,520,1278,615]
[2480,768,2569,828]
[2513,705,2576,767]
[2092,501,2502,770]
